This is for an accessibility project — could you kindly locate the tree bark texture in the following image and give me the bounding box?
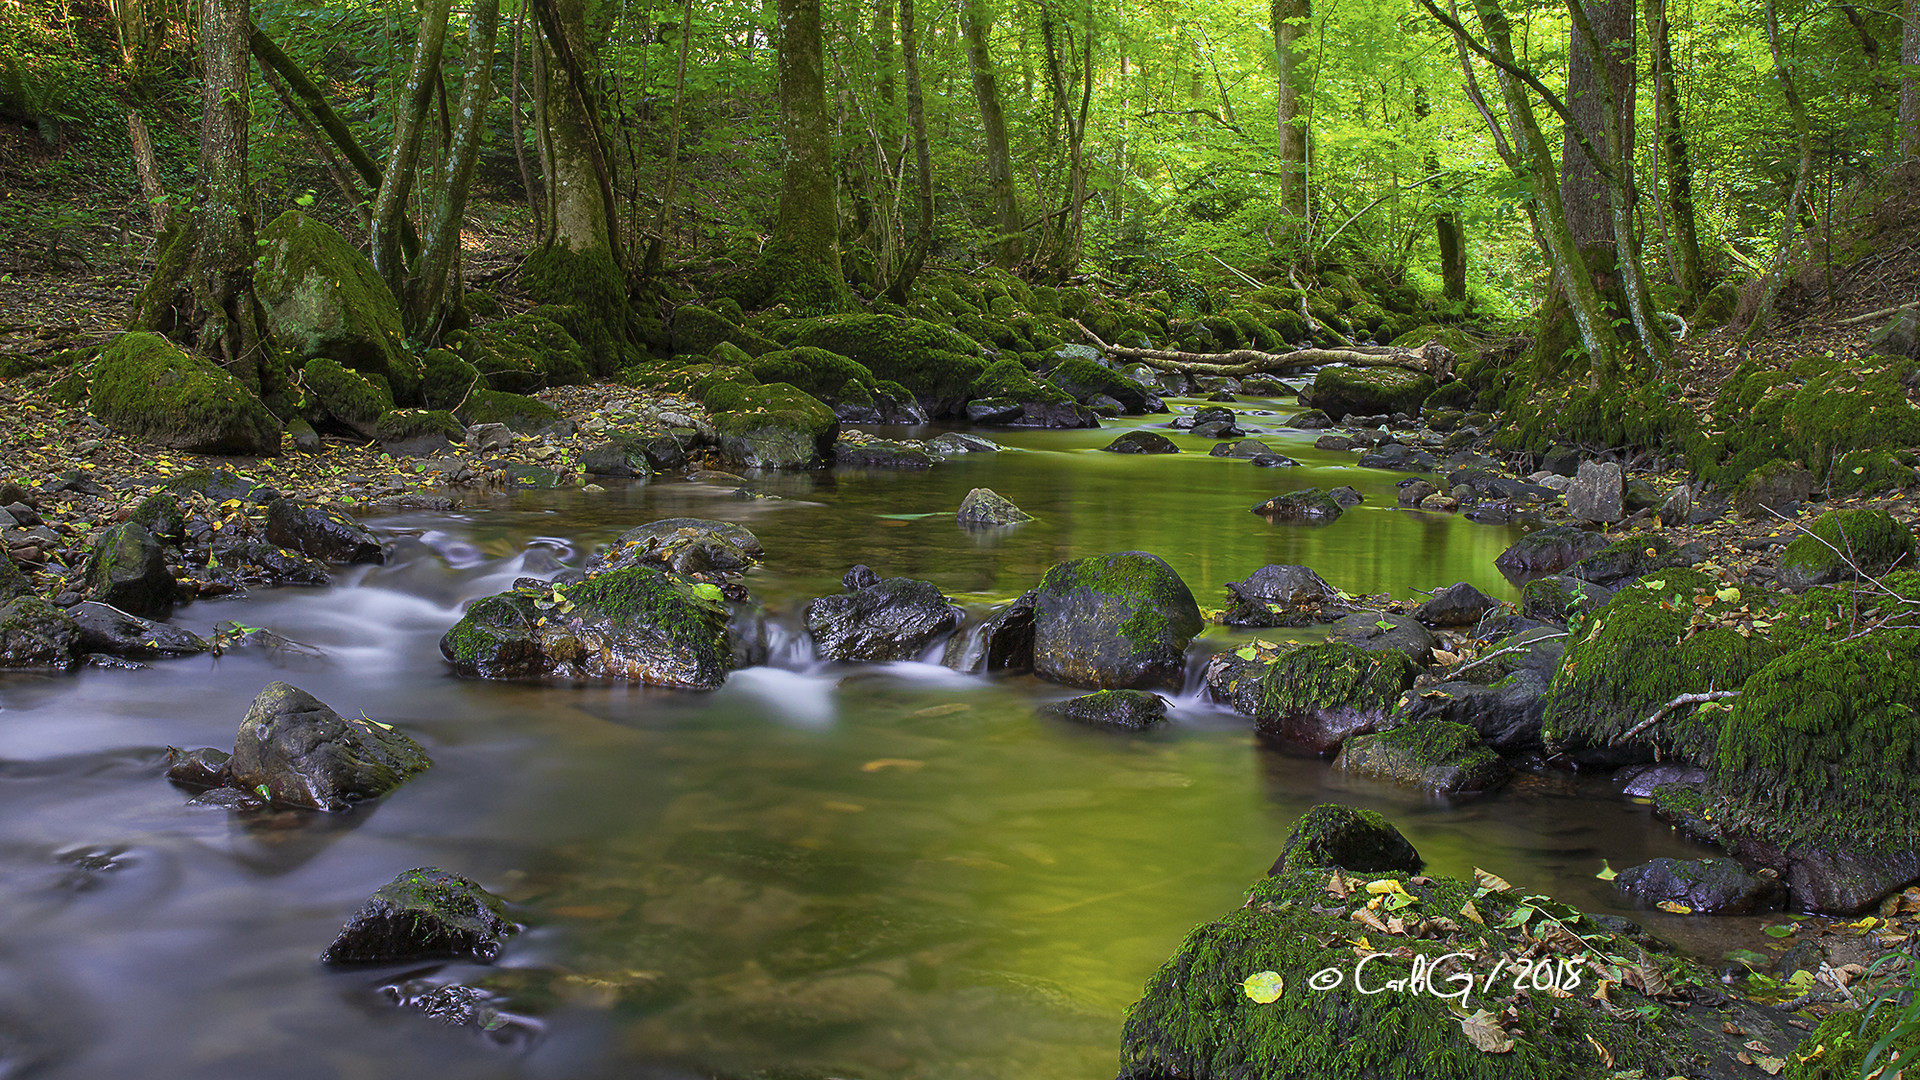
[410,0,500,331]
[884,0,932,302]
[185,0,267,384]
[1271,0,1310,222]
[1903,0,1919,162]
[962,0,1022,268]
[1644,0,1704,301]
[744,0,846,311]
[369,0,452,287]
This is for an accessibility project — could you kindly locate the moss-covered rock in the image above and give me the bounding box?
[1250,642,1419,755]
[253,211,421,403]
[1046,357,1159,413]
[1335,720,1509,793]
[0,554,29,601]
[1269,803,1422,874]
[701,380,838,470]
[161,467,280,504]
[229,681,430,811]
[1039,689,1170,732]
[1734,459,1814,519]
[88,332,281,455]
[1031,552,1204,690]
[1777,507,1915,590]
[300,356,392,439]
[470,313,589,392]
[1307,366,1438,420]
[1783,1004,1920,1080]
[440,565,735,689]
[127,492,185,544]
[1827,448,1917,496]
[1250,488,1345,524]
[0,596,80,669]
[1542,569,1777,764]
[520,244,638,376]
[784,314,987,416]
[83,521,176,619]
[374,408,465,457]
[969,357,1071,404]
[746,346,926,423]
[671,304,780,357]
[1693,354,1920,487]
[321,867,516,964]
[457,389,559,432]
[420,348,482,410]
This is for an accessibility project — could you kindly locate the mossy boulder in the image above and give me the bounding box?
[229,681,430,811]
[1249,642,1420,755]
[420,348,482,410]
[321,867,516,964]
[1828,448,1917,496]
[127,492,185,544]
[1777,507,1914,590]
[1783,1004,1920,1080]
[966,358,1098,428]
[1269,803,1422,874]
[1694,354,1920,487]
[253,211,421,403]
[1046,357,1159,413]
[1734,459,1815,519]
[1040,689,1171,732]
[161,467,280,504]
[700,380,839,470]
[747,346,925,423]
[1335,720,1509,793]
[0,554,28,601]
[83,521,176,619]
[671,304,780,357]
[300,356,392,439]
[0,596,80,669]
[440,565,735,689]
[1031,552,1204,690]
[520,244,638,375]
[1494,525,1611,576]
[784,314,987,416]
[1119,859,1754,1080]
[374,409,465,458]
[471,313,589,392]
[88,332,281,455]
[263,498,384,564]
[457,389,559,433]
[1307,366,1438,420]
[1542,569,1778,764]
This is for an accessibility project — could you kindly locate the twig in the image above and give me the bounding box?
[1447,632,1568,679]
[1834,301,1919,326]
[1203,250,1266,289]
[1612,690,1743,746]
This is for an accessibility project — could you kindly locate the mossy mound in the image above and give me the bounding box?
[702,381,839,470]
[782,314,986,415]
[742,346,921,421]
[1047,356,1158,413]
[253,211,421,403]
[520,245,639,375]
[1120,863,1725,1080]
[1270,803,1422,874]
[1308,366,1437,420]
[1031,552,1204,690]
[470,313,589,392]
[1777,507,1915,590]
[374,409,464,445]
[88,332,281,455]
[1336,720,1509,793]
[420,348,482,410]
[1691,354,1920,487]
[1542,568,1778,762]
[1828,448,1918,497]
[1252,642,1419,754]
[1783,1005,1919,1080]
[970,358,1072,405]
[457,389,559,432]
[671,304,780,358]
[301,356,392,439]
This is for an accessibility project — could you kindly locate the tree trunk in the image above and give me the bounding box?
[884,0,932,303]
[1437,212,1467,302]
[1038,5,1091,277]
[409,0,500,332]
[961,0,1021,268]
[1902,0,1919,163]
[369,0,453,290]
[126,110,170,230]
[741,0,846,311]
[1271,0,1310,223]
[1739,0,1815,347]
[643,0,694,277]
[1644,0,1703,302]
[184,0,268,386]
[509,0,543,244]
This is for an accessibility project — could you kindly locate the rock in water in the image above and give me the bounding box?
[1413,582,1497,627]
[321,868,517,964]
[1248,642,1419,754]
[440,566,736,688]
[1032,552,1203,690]
[1040,689,1170,732]
[1565,460,1625,522]
[842,564,881,591]
[83,521,176,619]
[1493,525,1609,575]
[1101,431,1180,455]
[229,682,431,810]
[1269,803,1423,874]
[1334,720,1509,794]
[68,602,208,659]
[1326,612,1436,665]
[1307,366,1436,420]
[264,499,385,564]
[1613,857,1788,915]
[804,577,960,662]
[1220,565,1349,627]
[0,597,80,670]
[1250,488,1344,524]
[956,488,1033,526]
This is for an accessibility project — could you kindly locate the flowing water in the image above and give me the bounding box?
[0,400,1750,1079]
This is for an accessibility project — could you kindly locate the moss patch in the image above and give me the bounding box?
[458,389,559,432]
[88,332,281,455]
[301,356,392,437]
[520,245,639,376]
[253,211,421,403]
[1778,507,1916,589]
[471,313,589,392]
[783,314,987,414]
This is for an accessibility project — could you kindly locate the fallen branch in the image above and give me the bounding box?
[1611,689,1744,746]
[1834,301,1919,326]
[1447,631,1568,679]
[1073,320,1455,379]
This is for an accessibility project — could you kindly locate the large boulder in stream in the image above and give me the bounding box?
[264,499,385,564]
[1245,642,1419,755]
[1613,857,1788,915]
[0,597,80,670]
[82,521,176,619]
[1494,525,1610,576]
[595,518,761,576]
[1334,719,1509,794]
[440,565,736,688]
[321,868,517,964]
[1395,625,1563,753]
[1306,365,1436,421]
[1221,565,1351,627]
[1269,803,1422,875]
[805,577,960,662]
[68,601,208,659]
[229,682,431,810]
[1031,552,1203,690]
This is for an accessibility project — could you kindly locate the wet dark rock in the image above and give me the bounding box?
[1040,689,1170,732]
[185,786,268,811]
[0,597,80,670]
[1101,430,1180,454]
[263,499,385,564]
[1248,454,1296,468]
[580,438,654,478]
[1032,552,1203,690]
[1614,858,1788,915]
[956,487,1033,526]
[596,518,762,576]
[1540,445,1582,477]
[1567,534,1705,587]
[965,398,1100,428]
[1335,720,1509,793]
[833,439,936,469]
[321,867,517,964]
[1494,525,1610,575]
[1734,460,1814,520]
[928,431,1000,455]
[951,589,1037,674]
[1270,803,1423,875]
[842,564,881,591]
[440,565,737,688]
[229,681,431,811]
[1357,443,1436,471]
[1618,763,1707,798]
[83,521,176,619]
[1396,480,1437,506]
[382,981,539,1045]
[1327,612,1436,665]
[1250,488,1344,524]
[161,467,281,505]
[1314,433,1354,451]
[1413,582,1498,628]
[1221,565,1350,627]
[1519,574,1616,622]
[165,746,232,788]
[1248,643,1420,754]
[1328,486,1363,507]
[1398,669,1552,754]
[68,601,209,658]
[210,538,331,588]
[804,577,960,663]
[1210,439,1278,460]
[1284,409,1332,429]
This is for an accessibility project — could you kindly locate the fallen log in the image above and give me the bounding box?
[1072,320,1456,380]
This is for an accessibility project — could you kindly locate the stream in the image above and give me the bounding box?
[0,396,1758,1079]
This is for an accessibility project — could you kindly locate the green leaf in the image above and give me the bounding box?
[1497,905,1534,929]
[1235,645,1258,660]
[1761,923,1796,938]
[690,582,724,602]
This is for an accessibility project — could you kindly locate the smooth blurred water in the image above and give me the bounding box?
[0,400,1749,1079]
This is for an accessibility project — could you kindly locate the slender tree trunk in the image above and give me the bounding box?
[410,0,500,331]
[510,0,543,244]
[1644,0,1703,302]
[742,0,845,310]
[1271,0,1309,223]
[370,0,453,289]
[1438,213,1467,302]
[185,0,267,385]
[1038,5,1090,276]
[1740,0,1815,347]
[1902,0,1919,162]
[126,110,170,230]
[534,0,623,264]
[256,61,370,230]
[961,0,1021,268]
[644,0,695,277]
[884,0,932,302]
